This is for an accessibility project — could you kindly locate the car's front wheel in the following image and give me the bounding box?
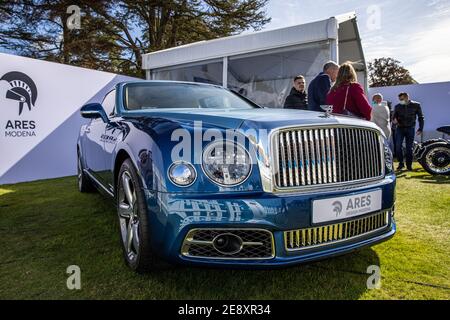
[117,159,158,272]
[420,142,450,176]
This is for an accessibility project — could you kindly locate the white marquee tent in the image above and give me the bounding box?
[142,12,367,108]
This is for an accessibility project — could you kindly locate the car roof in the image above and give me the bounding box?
[118,80,224,88]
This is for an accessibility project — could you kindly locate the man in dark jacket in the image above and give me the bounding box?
[284,75,308,110]
[308,61,339,112]
[393,92,425,171]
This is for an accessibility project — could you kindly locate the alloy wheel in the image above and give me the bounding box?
[118,171,140,262]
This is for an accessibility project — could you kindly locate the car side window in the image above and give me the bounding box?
[102,90,116,117]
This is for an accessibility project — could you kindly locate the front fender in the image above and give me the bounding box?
[77,124,88,168]
[110,119,263,195]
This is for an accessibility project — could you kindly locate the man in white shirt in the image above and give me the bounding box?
[371,93,391,139]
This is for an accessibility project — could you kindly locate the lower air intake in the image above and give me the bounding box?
[181,229,274,260]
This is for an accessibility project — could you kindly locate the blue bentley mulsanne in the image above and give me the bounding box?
[77,81,396,272]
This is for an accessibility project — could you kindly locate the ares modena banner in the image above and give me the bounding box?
[0,53,136,184]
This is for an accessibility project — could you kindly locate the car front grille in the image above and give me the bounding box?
[181,229,274,260]
[284,210,391,251]
[274,126,383,189]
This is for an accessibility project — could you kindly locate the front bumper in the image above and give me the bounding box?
[144,174,396,268]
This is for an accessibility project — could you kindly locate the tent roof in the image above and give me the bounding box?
[142,12,364,70]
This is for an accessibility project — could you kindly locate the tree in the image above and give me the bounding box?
[0,1,123,72]
[0,0,271,77]
[89,0,271,77]
[368,57,418,88]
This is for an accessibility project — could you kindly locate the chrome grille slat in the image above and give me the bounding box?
[343,128,349,182]
[320,129,327,183]
[369,132,374,177]
[315,130,322,184]
[285,211,391,251]
[275,126,384,188]
[346,128,351,181]
[279,133,288,187]
[366,130,373,178]
[340,128,346,182]
[373,136,380,176]
[325,129,333,183]
[303,131,311,185]
[309,130,317,185]
[333,128,340,182]
[370,135,378,178]
[362,130,368,179]
[359,129,364,179]
[356,129,361,180]
[366,130,371,178]
[343,128,348,182]
[376,135,382,175]
[348,128,353,180]
[285,132,294,187]
[291,131,300,186]
[297,131,306,186]
[348,128,354,181]
[354,129,358,180]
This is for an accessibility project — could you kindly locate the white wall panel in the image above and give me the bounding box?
[369,82,450,140]
[0,53,136,184]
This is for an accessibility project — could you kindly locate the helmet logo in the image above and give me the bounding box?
[332,201,343,217]
[1,71,38,115]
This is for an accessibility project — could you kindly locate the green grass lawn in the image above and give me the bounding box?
[0,163,449,300]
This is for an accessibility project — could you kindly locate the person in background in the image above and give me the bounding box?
[393,92,425,171]
[325,62,372,121]
[371,93,391,139]
[386,101,396,152]
[308,61,339,112]
[284,75,308,110]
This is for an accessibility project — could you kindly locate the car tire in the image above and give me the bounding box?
[77,151,96,193]
[419,142,450,176]
[116,158,158,273]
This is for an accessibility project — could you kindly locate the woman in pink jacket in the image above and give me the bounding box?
[326,62,372,121]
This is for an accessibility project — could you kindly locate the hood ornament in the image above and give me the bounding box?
[320,105,334,118]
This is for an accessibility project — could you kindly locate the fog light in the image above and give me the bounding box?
[212,233,243,255]
[168,162,196,187]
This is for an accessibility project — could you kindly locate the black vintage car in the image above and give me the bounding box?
[414,126,450,176]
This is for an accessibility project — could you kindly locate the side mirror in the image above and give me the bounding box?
[80,103,109,123]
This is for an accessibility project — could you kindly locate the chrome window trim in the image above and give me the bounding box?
[268,124,385,194]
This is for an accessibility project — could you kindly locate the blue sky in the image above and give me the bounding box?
[265,0,450,83]
[2,1,448,83]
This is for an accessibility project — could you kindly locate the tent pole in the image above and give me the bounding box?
[222,57,228,88]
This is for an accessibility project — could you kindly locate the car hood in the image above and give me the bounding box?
[123,108,381,133]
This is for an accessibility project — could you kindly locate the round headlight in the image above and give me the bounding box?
[202,140,252,186]
[168,162,196,187]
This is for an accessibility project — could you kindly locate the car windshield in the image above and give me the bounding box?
[123,82,258,110]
